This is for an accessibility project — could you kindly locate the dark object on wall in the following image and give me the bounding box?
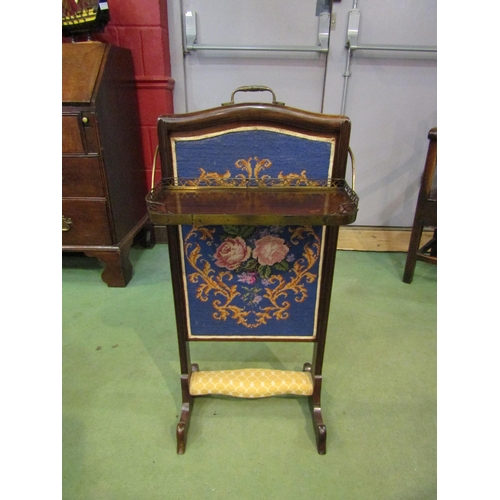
[147,86,358,454]
[62,42,154,287]
[62,0,110,39]
[403,128,437,283]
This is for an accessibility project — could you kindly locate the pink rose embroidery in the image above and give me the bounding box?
[214,237,251,270]
[252,235,289,266]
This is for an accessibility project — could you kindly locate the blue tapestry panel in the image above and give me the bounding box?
[180,224,325,339]
[172,127,335,180]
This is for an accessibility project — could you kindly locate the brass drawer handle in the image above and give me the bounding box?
[62,215,73,231]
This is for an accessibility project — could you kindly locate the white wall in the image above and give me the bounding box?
[166,0,437,227]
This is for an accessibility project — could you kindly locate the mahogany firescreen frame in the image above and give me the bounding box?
[147,89,358,454]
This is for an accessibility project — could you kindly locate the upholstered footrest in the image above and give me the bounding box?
[189,368,314,398]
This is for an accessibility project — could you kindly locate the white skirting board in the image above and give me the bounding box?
[338,226,434,252]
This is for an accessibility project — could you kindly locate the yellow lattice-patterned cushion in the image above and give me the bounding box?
[189,368,314,398]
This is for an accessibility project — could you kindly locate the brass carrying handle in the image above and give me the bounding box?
[348,147,356,192]
[62,215,73,231]
[222,86,285,106]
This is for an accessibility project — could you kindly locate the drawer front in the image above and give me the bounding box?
[62,157,105,198]
[62,199,112,246]
[62,113,99,154]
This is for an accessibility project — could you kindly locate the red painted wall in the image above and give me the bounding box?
[64,0,174,188]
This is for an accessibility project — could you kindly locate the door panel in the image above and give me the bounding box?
[175,0,328,112]
[167,0,437,226]
[324,0,437,226]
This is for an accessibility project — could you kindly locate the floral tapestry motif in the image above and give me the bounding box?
[184,156,314,187]
[178,152,328,338]
[183,224,322,333]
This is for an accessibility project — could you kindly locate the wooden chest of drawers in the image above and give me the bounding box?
[62,42,153,286]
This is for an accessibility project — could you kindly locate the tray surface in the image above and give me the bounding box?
[146,178,358,226]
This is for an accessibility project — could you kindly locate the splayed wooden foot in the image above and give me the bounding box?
[176,402,192,455]
[304,362,327,454]
[311,406,327,454]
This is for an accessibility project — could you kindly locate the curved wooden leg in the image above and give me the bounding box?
[311,405,327,455]
[403,219,424,284]
[176,401,192,455]
[304,363,327,454]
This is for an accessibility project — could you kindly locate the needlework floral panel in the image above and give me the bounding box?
[180,223,324,339]
[172,127,333,339]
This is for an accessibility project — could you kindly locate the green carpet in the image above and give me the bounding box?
[62,245,437,499]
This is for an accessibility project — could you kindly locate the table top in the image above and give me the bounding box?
[146,178,358,226]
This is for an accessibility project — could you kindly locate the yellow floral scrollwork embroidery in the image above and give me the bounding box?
[184,157,323,187]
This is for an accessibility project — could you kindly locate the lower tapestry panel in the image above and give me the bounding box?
[180,224,325,340]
